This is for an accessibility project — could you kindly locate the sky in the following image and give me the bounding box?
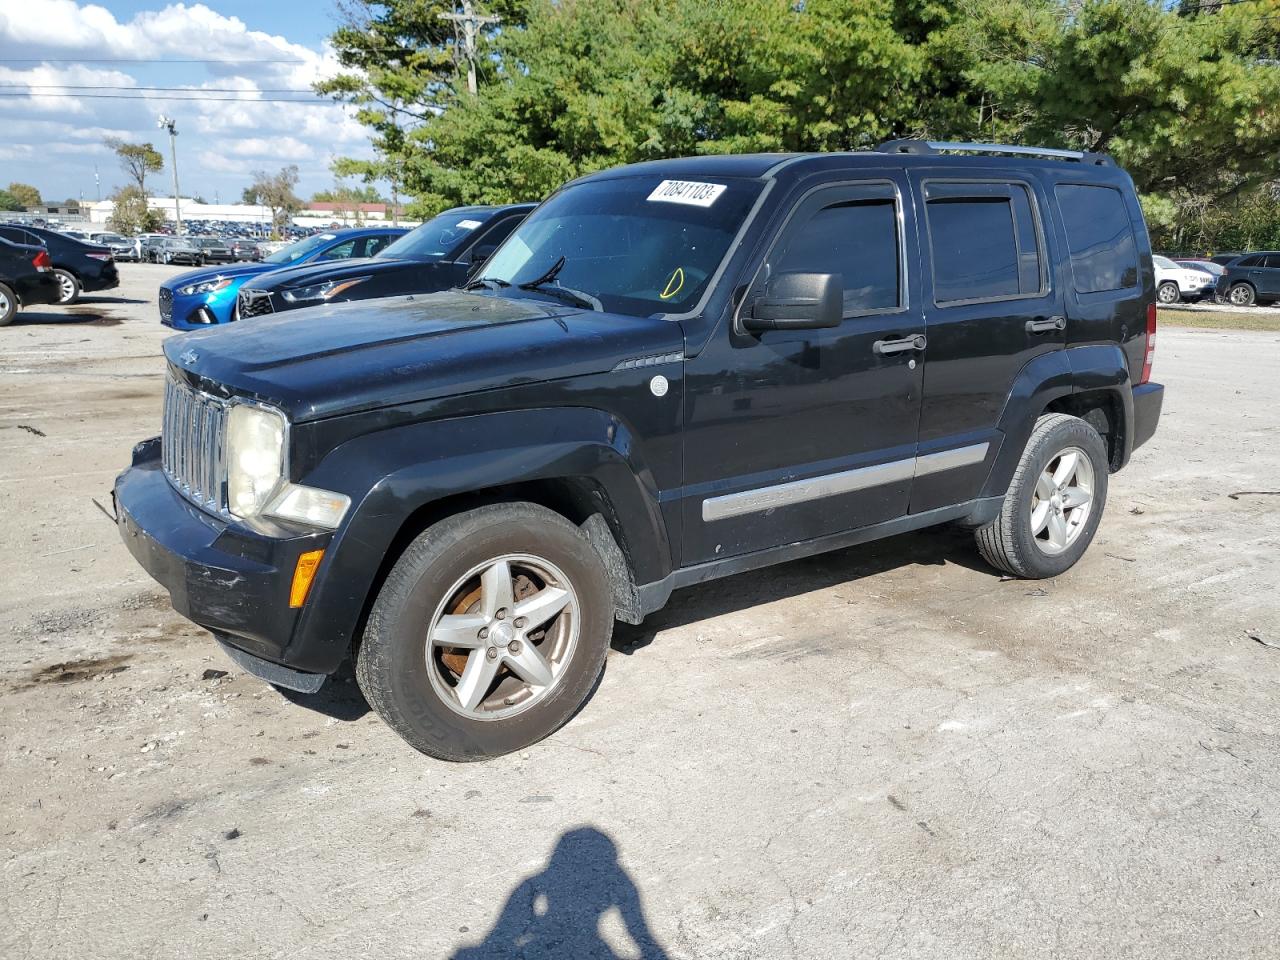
[0,0,375,205]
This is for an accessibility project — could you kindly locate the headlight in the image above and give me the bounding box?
[178,277,234,297]
[225,402,350,530]
[227,403,286,519]
[280,277,369,304]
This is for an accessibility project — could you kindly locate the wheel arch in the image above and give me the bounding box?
[284,407,671,673]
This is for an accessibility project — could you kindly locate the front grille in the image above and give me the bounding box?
[162,374,230,517]
[158,287,173,322]
[238,288,274,319]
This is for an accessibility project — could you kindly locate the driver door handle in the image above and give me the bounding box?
[1026,316,1066,334]
[873,334,927,355]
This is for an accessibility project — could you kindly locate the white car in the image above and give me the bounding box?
[1153,254,1215,304]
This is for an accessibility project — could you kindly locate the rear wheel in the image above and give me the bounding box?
[0,283,17,326]
[975,414,1109,579]
[356,503,613,761]
[1156,281,1180,305]
[1228,282,1256,306]
[53,269,80,305]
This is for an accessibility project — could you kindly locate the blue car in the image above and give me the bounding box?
[159,227,406,330]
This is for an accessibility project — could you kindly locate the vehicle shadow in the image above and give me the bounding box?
[277,659,371,721]
[450,826,670,960]
[613,524,996,653]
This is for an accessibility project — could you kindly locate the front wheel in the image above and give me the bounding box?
[1156,281,1180,305]
[975,413,1109,579]
[1228,282,1256,307]
[356,503,614,761]
[53,269,80,305]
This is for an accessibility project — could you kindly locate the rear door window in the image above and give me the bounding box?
[1054,184,1139,293]
[1263,254,1280,269]
[925,183,1044,304]
[1237,255,1263,267]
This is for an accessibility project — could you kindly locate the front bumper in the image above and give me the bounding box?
[161,287,238,329]
[113,438,331,682]
[1132,381,1164,453]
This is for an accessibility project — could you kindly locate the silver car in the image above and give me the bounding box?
[151,236,205,266]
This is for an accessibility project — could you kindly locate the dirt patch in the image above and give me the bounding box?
[18,653,133,689]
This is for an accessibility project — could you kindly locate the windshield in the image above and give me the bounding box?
[1153,255,1176,269]
[265,233,336,265]
[196,238,224,248]
[479,176,763,316]
[378,212,487,261]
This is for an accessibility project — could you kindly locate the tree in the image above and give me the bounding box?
[104,138,164,196]
[6,182,41,208]
[312,185,385,204]
[0,190,24,212]
[107,186,164,235]
[243,166,302,238]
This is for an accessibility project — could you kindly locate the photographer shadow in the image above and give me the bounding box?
[451,827,670,960]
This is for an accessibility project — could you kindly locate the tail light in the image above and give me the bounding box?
[1139,302,1157,385]
[32,249,51,272]
[86,252,112,262]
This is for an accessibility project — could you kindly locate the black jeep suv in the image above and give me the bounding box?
[113,142,1164,760]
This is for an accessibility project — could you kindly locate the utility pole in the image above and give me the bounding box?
[157,114,182,235]
[438,1,499,96]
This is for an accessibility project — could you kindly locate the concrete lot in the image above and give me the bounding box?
[2,263,1279,959]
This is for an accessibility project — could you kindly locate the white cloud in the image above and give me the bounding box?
[0,1,376,204]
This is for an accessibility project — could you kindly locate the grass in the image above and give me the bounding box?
[1158,307,1280,332]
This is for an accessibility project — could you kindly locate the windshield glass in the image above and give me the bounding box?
[378,212,487,261]
[265,233,336,265]
[479,176,763,316]
[1153,255,1176,269]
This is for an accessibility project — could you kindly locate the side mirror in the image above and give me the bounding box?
[742,272,842,332]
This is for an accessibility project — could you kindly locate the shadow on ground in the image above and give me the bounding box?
[613,523,996,653]
[450,826,670,960]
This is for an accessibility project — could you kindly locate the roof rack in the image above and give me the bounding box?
[876,139,1113,166]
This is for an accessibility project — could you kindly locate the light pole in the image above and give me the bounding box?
[157,114,182,236]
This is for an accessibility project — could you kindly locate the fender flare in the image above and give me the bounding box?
[979,344,1133,503]
[284,406,670,672]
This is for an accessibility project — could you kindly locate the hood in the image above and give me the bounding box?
[163,261,279,289]
[165,290,683,423]
[240,256,423,292]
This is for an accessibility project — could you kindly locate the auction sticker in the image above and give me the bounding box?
[647,180,727,207]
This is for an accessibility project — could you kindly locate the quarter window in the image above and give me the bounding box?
[1055,184,1140,293]
[771,198,901,314]
[926,183,1044,304]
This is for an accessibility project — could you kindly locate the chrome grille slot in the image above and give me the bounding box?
[162,374,230,516]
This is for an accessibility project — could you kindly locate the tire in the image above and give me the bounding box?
[1156,281,1180,305]
[53,269,80,305]
[1227,282,1256,307]
[975,413,1109,579]
[0,282,16,326]
[356,503,614,761]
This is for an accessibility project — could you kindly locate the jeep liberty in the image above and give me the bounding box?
[114,141,1164,760]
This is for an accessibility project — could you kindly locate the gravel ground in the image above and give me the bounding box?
[2,263,1279,959]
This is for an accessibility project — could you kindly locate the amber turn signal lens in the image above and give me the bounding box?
[289,549,325,608]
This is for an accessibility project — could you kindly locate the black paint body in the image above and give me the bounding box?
[114,150,1164,681]
[0,236,60,307]
[0,224,119,294]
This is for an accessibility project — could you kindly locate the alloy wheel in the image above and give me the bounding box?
[57,273,76,303]
[1157,283,1179,304]
[1030,446,1095,556]
[0,287,11,317]
[425,554,580,721]
[1229,284,1254,306]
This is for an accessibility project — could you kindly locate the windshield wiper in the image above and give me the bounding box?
[516,256,602,311]
[461,276,511,291]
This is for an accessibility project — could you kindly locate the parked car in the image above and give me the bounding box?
[159,227,408,330]
[1152,254,1215,303]
[149,236,208,266]
[1210,253,1245,266]
[0,236,60,325]
[1174,258,1224,278]
[0,223,118,304]
[229,239,262,262]
[114,141,1163,760]
[1214,251,1280,306]
[235,204,534,319]
[192,236,234,264]
[91,232,137,262]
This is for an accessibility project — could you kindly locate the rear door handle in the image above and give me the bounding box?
[1026,316,1066,334]
[873,334,927,355]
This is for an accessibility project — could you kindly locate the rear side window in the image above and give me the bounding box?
[1264,254,1280,269]
[772,198,901,313]
[1054,184,1139,293]
[925,183,1043,304]
[1237,255,1263,267]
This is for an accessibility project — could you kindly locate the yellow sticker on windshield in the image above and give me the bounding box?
[659,267,685,300]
